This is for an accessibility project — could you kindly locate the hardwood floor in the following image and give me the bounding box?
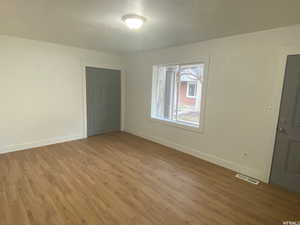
[0,132,299,225]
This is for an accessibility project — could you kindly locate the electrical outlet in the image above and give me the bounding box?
[242,152,248,159]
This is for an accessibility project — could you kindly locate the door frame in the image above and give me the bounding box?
[268,47,300,183]
[82,64,126,138]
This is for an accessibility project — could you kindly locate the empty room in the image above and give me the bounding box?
[1,0,300,224]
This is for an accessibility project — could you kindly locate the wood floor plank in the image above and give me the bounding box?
[0,132,299,225]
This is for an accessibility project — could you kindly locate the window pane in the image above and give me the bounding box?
[189,84,195,96]
[152,63,204,128]
[153,66,177,120]
[187,82,197,97]
[176,64,203,126]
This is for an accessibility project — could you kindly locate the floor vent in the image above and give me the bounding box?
[235,174,260,185]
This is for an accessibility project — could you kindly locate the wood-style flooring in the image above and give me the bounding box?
[0,132,299,225]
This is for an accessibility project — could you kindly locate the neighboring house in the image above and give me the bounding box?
[179,81,197,106]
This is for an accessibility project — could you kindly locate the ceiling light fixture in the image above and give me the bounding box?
[122,14,146,30]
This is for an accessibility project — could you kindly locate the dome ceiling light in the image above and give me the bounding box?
[122,14,146,30]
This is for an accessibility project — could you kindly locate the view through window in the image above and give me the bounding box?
[151,63,205,128]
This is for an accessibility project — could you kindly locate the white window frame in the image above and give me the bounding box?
[150,58,209,133]
[186,81,197,98]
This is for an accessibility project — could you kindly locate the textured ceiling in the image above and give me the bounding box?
[1,0,300,52]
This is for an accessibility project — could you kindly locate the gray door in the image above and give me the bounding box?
[86,67,121,136]
[270,55,300,194]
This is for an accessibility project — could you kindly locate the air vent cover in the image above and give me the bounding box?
[235,174,260,185]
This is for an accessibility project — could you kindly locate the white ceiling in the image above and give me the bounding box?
[1,0,300,53]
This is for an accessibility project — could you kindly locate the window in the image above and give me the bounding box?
[186,81,197,98]
[151,62,207,130]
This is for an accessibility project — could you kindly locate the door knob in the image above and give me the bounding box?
[278,127,287,134]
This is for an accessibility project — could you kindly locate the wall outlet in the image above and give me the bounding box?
[241,152,248,159]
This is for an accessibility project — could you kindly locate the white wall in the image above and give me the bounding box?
[123,25,300,183]
[0,35,122,153]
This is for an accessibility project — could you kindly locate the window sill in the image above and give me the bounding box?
[150,117,203,133]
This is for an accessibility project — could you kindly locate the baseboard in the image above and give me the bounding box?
[0,135,84,154]
[126,129,267,183]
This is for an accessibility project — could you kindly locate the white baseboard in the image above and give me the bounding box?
[0,135,84,154]
[126,129,267,183]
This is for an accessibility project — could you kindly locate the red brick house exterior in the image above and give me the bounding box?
[179,81,196,106]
